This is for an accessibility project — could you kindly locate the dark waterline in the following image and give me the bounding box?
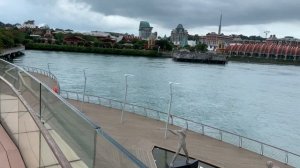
[14,50,300,154]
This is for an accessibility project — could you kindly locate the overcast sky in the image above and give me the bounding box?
[1,0,300,38]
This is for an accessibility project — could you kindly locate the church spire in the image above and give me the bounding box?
[218,13,222,35]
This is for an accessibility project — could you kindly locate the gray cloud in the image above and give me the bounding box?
[78,0,300,28]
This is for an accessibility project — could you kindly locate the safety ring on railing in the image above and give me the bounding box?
[53,85,59,94]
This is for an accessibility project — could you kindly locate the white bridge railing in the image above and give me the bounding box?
[60,90,300,167]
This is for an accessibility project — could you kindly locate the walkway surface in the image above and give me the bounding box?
[0,125,25,168]
[68,99,291,168]
[32,71,293,168]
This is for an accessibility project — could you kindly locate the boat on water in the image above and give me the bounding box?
[172,49,228,64]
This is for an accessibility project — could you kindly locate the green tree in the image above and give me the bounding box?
[194,43,208,52]
[155,40,173,51]
[54,33,64,44]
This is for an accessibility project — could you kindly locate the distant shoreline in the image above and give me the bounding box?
[25,43,162,57]
[23,44,300,66]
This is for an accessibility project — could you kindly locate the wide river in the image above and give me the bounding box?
[14,50,300,154]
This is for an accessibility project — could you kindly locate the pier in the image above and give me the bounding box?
[0,45,25,61]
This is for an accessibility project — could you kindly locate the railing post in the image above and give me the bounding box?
[66,92,69,99]
[76,93,79,101]
[239,136,242,148]
[39,83,42,167]
[261,144,264,155]
[202,125,205,135]
[98,98,101,105]
[219,130,223,141]
[144,108,147,117]
[170,115,173,125]
[87,96,90,103]
[285,152,288,164]
[157,111,160,120]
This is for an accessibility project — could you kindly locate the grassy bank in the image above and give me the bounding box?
[228,56,300,66]
[25,43,161,57]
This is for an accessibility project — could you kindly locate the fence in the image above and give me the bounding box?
[0,76,72,168]
[0,60,147,168]
[21,66,61,93]
[60,90,300,167]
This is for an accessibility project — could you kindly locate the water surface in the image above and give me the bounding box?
[14,50,300,154]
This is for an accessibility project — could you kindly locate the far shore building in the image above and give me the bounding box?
[199,32,233,51]
[139,21,153,40]
[147,32,157,49]
[171,24,188,47]
[225,35,300,61]
[63,36,87,45]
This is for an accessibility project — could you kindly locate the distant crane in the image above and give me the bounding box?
[264,31,270,38]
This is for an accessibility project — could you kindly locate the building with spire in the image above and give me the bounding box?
[171,24,188,47]
[218,13,222,35]
[198,13,232,51]
[139,21,153,40]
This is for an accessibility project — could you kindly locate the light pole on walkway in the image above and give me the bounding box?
[165,82,180,139]
[121,74,134,123]
[80,69,87,113]
[47,63,52,73]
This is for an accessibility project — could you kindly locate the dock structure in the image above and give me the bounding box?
[29,67,299,168]
[0,45,25,61]
[172,50,227,64]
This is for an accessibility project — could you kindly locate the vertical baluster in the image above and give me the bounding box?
[239,136,243,148]
[98,97,101,105]
[144,108,147,117]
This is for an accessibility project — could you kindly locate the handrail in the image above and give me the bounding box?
[20,65,61,93]
[60,90,300,167]
[0,76,72,168]
[1,60,148,168]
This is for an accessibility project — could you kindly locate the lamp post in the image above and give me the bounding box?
[80,69,87,113]
[121,74,134,123]
[47,63,52,73]
[165,82,180,139]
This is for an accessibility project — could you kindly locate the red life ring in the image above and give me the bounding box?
[53,86,59,93]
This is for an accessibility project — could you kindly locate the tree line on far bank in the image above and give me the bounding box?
[0,27,208,54]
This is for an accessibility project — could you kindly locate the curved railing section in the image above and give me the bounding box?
[60,90,300,168]
[0,60,147,168]
[20,66,61,93]
[0,76,72,168]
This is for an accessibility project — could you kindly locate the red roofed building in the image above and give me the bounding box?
[63,36,87,45]
[225,35,300,61]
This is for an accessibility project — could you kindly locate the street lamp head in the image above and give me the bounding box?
[124,74,134,77]
[169,82,180,85]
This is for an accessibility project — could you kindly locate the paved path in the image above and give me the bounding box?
[68,99,292,168]
[0,125,25,168]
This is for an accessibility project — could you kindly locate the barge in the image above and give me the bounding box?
[172,50,227,64]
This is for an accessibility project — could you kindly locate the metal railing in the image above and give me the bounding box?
[0,60,147,168]
[0,76,72,168]
[60,90,300,167]
[20,65,61,93]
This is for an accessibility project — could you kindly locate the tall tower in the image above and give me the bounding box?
[218,13,222,35]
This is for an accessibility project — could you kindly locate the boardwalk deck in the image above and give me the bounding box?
[68,99,292,168]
